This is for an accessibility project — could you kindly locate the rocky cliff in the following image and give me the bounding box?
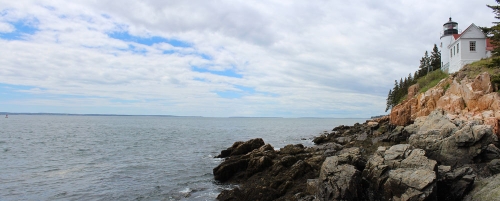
[390,72,500,137]
[213,70,500,201]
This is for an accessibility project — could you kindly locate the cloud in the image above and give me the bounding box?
[0,0,496,117]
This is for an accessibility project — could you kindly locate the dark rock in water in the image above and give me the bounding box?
[213,157,250,182]
[230,138,265,156]
[313,134,328,144]
[216,138,265,158]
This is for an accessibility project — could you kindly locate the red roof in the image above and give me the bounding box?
[487,38,494,51]
[453,34,461,40]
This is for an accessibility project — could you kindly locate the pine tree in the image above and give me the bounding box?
[385,89,393,112]
[417,51,431,77]
[487,0,500,57]
[392,79,400,108]
[424,51,431,74]
[430,44,441,71]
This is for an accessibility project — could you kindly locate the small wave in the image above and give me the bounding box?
[179,187,192,198]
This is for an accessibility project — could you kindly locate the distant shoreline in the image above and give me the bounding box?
[0,112,199,117]
[0,112,369,119]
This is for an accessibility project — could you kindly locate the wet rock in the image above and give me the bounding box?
[313,134,328,144]
[230,138,265,156]
[213,158,250,182]
[216,138,265,158]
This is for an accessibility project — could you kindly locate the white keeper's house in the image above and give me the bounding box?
[440,18,494,73]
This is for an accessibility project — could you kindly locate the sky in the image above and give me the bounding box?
[0,0,496,117]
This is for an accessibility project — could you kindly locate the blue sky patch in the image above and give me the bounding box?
[0,20,38,40]
[192,66,243,78]
[110,99,140,104]
[163,50,175,54]
[200,53,212,60]
[235,85,255,93]
[108,31,191,47]
[216,91,243,99]
[0,83,43,100]
[215,85,255,99]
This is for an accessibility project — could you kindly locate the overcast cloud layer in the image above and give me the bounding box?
[0,0,495,117]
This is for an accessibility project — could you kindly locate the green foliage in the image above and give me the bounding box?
[416,70,448,93]
[385,44,441,112]
[487,0,500,57]
[491,73,500,91]
[430,44,441,71]
[443,83,450,92]
[461,57,500,78]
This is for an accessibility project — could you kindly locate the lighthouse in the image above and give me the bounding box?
[439,17,492,73]
[440,17,458,73]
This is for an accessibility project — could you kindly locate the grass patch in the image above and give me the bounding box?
[417,70,448,93]
[461,56,500,79]
[443,83,450,92]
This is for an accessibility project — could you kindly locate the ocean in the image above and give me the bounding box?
[0,115,366,201]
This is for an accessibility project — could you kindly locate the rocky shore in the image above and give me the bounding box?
[213,72,500,201]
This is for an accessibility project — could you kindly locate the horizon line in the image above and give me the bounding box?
[0,112,375,119]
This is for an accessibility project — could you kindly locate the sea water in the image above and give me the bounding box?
[0,115,365,200]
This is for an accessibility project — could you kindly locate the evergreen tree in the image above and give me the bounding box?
[385,89,393,112]
[424,51,431,74]
[430,44,441,71]
[487,0,500,57]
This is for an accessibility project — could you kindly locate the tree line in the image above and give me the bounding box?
[385,45,441,112]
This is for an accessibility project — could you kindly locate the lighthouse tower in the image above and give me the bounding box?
[440,18,458,72]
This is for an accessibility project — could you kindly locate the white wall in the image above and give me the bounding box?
[444,24,487,74]
[440,35,453,72]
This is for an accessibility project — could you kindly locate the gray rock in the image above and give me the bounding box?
[316,147,364,200]
[335,136,352,145]
[230,138,266,156]
[463,173,500,201]
[280,144,305,155]
[356,132,368,141]
[488,159,500,175]
[437,166,475,201]
[408,110,497,167]
[483,144,500,161]
[362,145,437,201]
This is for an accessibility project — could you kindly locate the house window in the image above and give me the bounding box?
[450,49,453,58]
[453,46,456,55]
[457,43,459,53]
[470,41,476,51]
